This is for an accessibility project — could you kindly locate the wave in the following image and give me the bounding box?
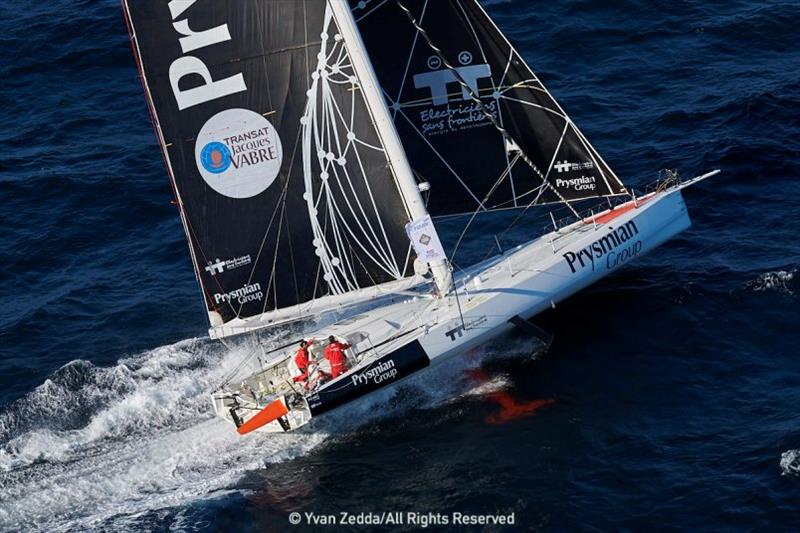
[745,269,797,296]
[780,449,800,477]
[0,330,533,531]
[0,336,331,532]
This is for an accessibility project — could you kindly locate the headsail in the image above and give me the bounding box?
[351,0,628,216]
[123,1,425,337]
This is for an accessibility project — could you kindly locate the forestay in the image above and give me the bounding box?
[123,1,421,337]
[351,0,628,215]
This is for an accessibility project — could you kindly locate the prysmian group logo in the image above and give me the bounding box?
[213,282,263,306]
[351,359,397,387]
[194,108,283,199]
[563,220,641,273]
[555,175,597,192]
[200,142,232,174]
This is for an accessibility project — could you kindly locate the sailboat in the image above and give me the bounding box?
[122,0,716,435]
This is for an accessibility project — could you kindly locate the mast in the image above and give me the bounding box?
[328,0,452,295]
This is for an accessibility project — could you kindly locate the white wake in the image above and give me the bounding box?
[746,269,797,296]
[0,338,329,531]
[0,333,537,531]
[780,449,800,477]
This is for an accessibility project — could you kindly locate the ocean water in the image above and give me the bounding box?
[1,0,799,531]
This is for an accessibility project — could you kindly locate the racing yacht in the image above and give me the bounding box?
[123,0,716,434]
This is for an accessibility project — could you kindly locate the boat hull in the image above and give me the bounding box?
[418,187,691,363]
[215,187,692,432]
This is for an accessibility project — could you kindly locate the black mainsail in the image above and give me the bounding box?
[351,0,628,216]
[123,1,424,337]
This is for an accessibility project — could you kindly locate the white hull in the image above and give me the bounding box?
[213,185,693,434]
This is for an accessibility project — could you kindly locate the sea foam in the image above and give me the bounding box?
[780,449,800,477]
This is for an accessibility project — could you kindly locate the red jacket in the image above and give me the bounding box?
[295,347,310,371]
[324,341,350,367]
[293,347,311,382]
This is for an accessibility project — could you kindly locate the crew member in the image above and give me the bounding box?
[324,335,351,379]
[293,339,313,386]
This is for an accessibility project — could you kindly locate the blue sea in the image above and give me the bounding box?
[1,0,799,530]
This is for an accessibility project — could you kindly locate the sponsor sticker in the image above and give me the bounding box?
[555,175,597,192]
[213,282,263,306]
[405,215,446,263]
[562,220,642,274]
[554,160,594,173]
[205,254,252,276]
[195,108,283,199]
[444,315,487,341]
[306,340,430,416]
[411,50,496,137]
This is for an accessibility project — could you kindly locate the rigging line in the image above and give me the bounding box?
[472,0,626,196]
[303,0,310,89]
[452,265,467,331]
[324,170,405,281]
[500,79,549,95]
[352,137,386,152]
[394,0,581,219]
[346,149,404,276]
[348,241,380,289]
[391,102,487,209]
[570,123,620,194]
[322,180,353,293]
[393,0,430,120]
[455,0,493,79]
[284,199,301,307]
[389,85,501,108]
[244,126,302,318]
[401,223,414,278]
[451,0,522,207]
[354,0,390,22]
[497,94,566,120]
[325,76,401,272]
[267,178,291,312]
[316,86,399,275]
[542,121,571,182]
[490,187,628,211]
[449,152,521,263]
[480,193,575,263]
[498,48,513,89]
[346,135,403,275]
[216,345,261,389]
